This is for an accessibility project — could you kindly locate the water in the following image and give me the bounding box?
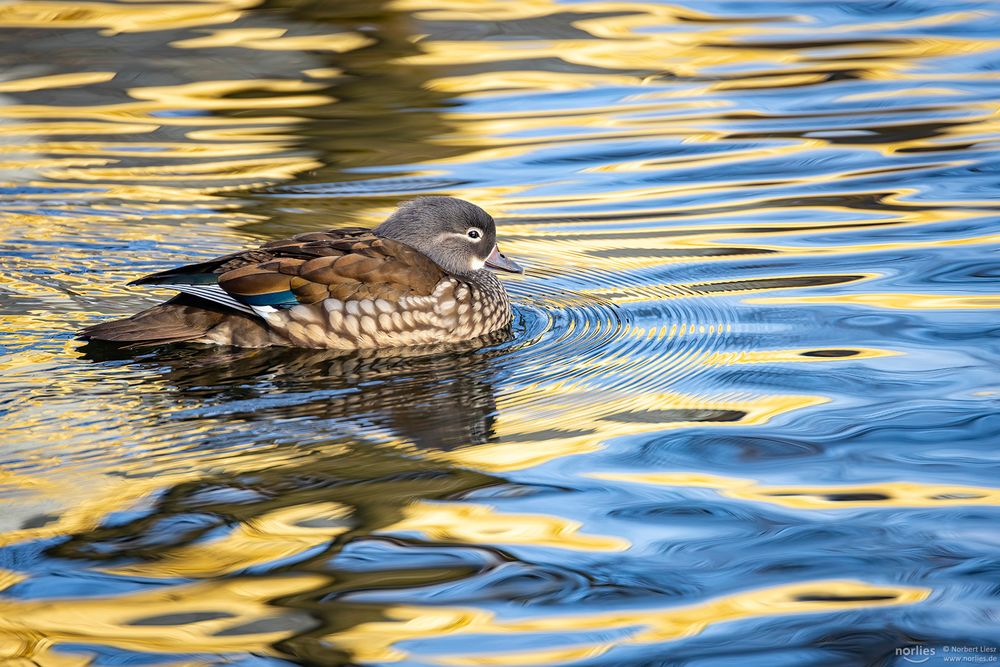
[1,0,998,664]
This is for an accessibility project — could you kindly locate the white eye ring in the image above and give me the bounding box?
[467,228,482,240]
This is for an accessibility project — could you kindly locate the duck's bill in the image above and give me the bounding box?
[485,245,523,273]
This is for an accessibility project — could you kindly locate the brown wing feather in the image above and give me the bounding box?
[217,232,444,307]
[130,227,374,286]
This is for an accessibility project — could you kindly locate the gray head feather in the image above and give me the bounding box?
[373,196,498,276]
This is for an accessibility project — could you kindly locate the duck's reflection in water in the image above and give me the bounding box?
[81,326,514,451]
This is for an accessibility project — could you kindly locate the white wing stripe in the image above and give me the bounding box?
[152,283,259,317]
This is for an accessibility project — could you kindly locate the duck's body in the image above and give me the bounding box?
[80,198,522,349]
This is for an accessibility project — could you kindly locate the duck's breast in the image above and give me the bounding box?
[256,276,511,349]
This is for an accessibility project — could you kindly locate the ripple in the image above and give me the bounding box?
[264,176,472,195]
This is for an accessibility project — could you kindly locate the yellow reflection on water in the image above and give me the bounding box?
[0,0,258,33]
[324,579,929,664]
[593,472,1000,510]
[0,575,325,660]
[45,154,322,182]
[171,28,374,52]
[383,501,629,552]
[746,293,1000,310]
[581,273,875,305]
[702,347,898,366]
[0,72,117,93]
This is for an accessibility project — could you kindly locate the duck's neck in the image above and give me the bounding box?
[460,269,506,297]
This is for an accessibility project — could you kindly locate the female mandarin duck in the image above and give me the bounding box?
[80,197,522,349]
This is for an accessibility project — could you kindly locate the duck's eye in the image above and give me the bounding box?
[467,228,482,240]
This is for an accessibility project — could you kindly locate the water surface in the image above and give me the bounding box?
[1,0,998,665]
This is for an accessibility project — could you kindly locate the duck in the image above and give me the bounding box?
[79,196,523,349]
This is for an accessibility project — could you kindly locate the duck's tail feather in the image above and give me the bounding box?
[78,295,265,348]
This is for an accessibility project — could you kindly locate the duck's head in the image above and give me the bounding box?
[374,196,522,277]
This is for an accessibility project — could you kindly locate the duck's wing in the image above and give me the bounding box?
[131,228,445,316]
